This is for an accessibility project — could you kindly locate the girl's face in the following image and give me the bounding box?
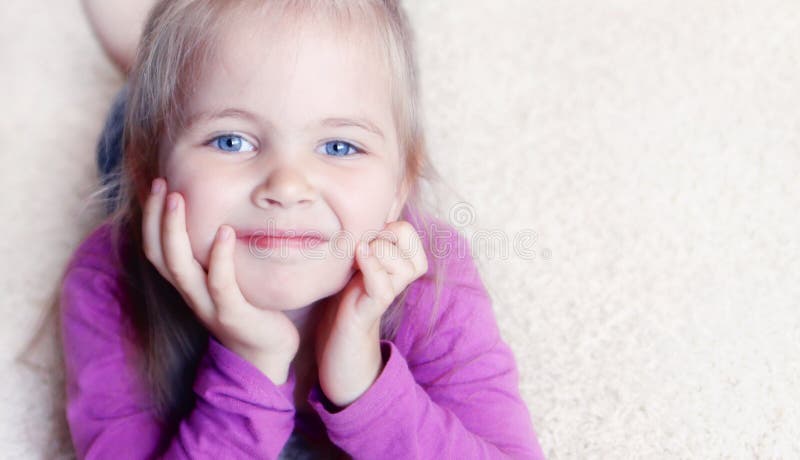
[160,17,406,315]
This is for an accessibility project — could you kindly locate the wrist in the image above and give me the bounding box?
[252,353,294,385]
[228,344,295,385]
[325,338,384,408]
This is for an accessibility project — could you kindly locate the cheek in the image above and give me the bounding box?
[327,167,399,238]
[182,201,216,270]
[177,183,232,270]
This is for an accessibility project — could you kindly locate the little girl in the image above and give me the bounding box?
[61,0,545,458]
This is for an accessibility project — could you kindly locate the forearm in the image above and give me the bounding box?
[233,345,295,385]
[317,322,384,407]
[310,341,544,459]
[61,265,298,459]
[81,0,157,74]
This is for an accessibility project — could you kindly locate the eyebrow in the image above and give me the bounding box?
[186,108,385,140]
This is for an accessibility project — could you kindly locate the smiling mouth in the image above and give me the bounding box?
[237,233,326,251]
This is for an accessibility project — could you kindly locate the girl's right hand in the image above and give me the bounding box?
[142,177,300,384]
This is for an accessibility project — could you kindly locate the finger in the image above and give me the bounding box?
[368,238,416,293]
[380,221,428,277]
[161,192,215,318]
[355,239,396,308]
[142,178,170,279]
[207,225,250,323]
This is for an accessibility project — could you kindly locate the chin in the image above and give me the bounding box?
[237,269,353,312]
[210,241,355,311]
[242,285,319,311]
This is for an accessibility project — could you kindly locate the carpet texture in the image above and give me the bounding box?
[2,1,798,458]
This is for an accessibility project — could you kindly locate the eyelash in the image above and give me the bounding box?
[205,133,366,157]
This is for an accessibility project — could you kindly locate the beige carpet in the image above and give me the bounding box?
[3,0,799,458]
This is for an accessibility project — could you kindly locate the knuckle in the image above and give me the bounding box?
[396,221,413,234]
[143,245,160,264]
[214,308,240,330]
[394,221,413,240]
[419,257,429,275]
[378,225,399,241]
[168,266,188,286]
[207,277,229,298]
[378,292,395,306]
[416,253,429,273]
[142,245,155,262]
[163,253,182,272]
[401,262,416,279]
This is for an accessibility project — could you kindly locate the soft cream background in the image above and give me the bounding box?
[2,0,799,458]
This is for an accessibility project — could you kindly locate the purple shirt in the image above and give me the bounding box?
[60,219,545,459]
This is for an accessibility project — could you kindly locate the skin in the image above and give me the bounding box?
[81,0,157,74]
[142,14,428,408]
[160,16,405,316]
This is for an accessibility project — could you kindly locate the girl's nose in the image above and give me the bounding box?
[252,166,317,209]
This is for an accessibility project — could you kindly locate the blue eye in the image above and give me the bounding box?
[320,140,362,157]
[209,134,256,153]
[207,135,362,157]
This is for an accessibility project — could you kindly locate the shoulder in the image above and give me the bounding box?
[399,213,496,347]
[63,218,123,274]
[393,214,517,389]
[60,218,130,328]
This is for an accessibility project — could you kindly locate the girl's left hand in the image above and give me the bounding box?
[315,220,428,408]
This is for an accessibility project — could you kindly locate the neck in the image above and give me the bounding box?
[284,298,326,347]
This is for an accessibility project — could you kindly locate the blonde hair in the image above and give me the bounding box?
[90,0,451,433]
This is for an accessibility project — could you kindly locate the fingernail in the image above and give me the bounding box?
[151,178,163,194]
[218,226,231,241]
[167,194,178,211]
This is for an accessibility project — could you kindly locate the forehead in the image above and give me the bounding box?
[186,11,394,130]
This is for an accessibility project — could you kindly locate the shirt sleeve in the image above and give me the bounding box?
[60,265,297,459]
[306,252,546,459]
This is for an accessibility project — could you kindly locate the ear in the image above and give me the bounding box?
[386,176,411,224]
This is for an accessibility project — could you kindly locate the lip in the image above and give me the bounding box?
[235,228,330,240]
[236,228,329,251]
